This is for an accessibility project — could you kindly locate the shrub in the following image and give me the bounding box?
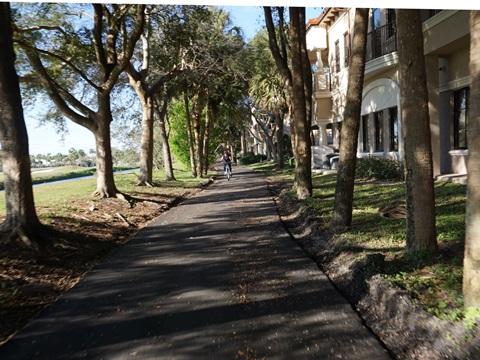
[355,156,404,181]
[238,154,267,165]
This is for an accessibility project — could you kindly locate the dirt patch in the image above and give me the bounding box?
[271,182,479,360]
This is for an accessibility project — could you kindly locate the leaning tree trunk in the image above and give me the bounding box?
[0,2,44,248]
[397,9,437,251]
[331,8,369,230]
[289,7,312,199]
[463,10,480,308]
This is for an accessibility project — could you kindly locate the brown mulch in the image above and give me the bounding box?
[0,187,201,345]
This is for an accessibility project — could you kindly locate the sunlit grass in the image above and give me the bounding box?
[0,164,206,216]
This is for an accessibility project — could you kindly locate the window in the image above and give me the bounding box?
[454,87,469,149]
[361,115,370,152]
[387,9,396,38]
[326,123,333,145]
[372,8,381,29]
[335,40,340,73]
[343,32,350,68]
[389,107,398,151]
[374,110,383,152]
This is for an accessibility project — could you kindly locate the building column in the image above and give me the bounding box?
[425,54,441,176]
[318,123,329,145]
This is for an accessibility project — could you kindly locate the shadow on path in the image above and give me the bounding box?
[0,165,391,360]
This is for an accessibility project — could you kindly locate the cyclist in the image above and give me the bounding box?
[220,150,233,176]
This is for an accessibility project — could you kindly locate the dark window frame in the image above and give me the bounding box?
[343,32,350,68]
[453,87,469,149]
[335,40,340,73]
[389,107,398,151]
[361,115,370,152]
[374,110,384,152]
[387,9,396,38]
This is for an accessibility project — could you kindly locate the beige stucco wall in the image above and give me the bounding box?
[423,10,470,56]
[425,10,470,175]
[316,97,332,121]
[327,10,353,71]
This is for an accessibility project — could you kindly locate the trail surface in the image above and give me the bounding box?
[0,166,391,359]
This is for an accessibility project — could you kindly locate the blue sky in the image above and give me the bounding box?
[25,6,324,156]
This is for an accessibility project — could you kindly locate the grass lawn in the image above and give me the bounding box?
[0,165,205,217]
[249,162,469,322]
[0,165,139,191]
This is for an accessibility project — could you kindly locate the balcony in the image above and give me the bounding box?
[366,22,397,62]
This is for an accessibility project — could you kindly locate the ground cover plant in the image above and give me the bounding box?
[0,165,206,344]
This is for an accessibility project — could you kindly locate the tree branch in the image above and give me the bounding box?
[263,7,292,86]
[20,42,100,91]
[104,4,145,92]
[22,47,96,130]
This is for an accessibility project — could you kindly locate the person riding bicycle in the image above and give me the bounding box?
[220,150,232,176]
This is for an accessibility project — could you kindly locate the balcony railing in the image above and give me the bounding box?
[366,22,397,62]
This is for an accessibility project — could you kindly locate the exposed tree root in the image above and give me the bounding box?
[133,179,155,187]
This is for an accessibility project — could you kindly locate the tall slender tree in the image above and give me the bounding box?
[397,9,437,251]
[0,2,43,248]
[264,6,312,199]
[331,8,369,230]
[463,10,480,307]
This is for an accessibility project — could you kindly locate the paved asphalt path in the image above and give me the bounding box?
[0,165,392,360]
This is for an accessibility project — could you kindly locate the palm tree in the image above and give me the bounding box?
[397,9,437,251]
[331,8,369,230]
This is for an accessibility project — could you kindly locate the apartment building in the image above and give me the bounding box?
[307,8,471,176]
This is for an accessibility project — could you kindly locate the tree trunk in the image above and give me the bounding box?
[274,109,285,169]
[463,10,480,307]
[184,90,197,177]
[192,94,205,178]
[156,88,175,181]
[289,7,312,199]
[0,2,44,248]
[136,91,154,186]
[331,8,369,230]
[203,99,214,177]
[92,95,120,198]
[397,9,437,251]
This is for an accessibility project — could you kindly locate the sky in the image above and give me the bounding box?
[24,5,323,156]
